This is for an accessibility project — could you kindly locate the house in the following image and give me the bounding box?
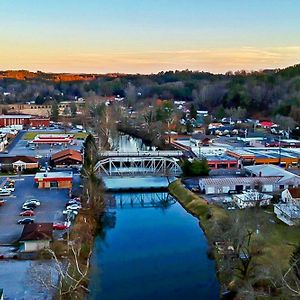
[190,133,211,146]
[51,149,82,167]
[34,171,73,189]
[245,165,300,189]
[19,223,53,252]
[0,155,38,172]
[274,189,300,226]
[233,190,273,209]
[199,176,281,194]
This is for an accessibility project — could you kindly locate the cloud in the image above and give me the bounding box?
[1,46,300,73]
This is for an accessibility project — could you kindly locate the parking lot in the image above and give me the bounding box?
[0,175,70,244]
[7,129,84,158]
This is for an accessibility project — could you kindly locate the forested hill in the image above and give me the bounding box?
[1,64,300,121]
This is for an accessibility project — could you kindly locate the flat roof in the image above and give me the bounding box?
[34,171,73,180]
[0,114,32,119]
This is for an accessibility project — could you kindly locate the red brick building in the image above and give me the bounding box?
[0,114,50,127]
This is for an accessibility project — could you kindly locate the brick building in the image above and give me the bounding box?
[0,114,50,127]
[34,171,73,189]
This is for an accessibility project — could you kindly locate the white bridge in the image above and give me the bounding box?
[98,150,183,158]
[95,156,182,177]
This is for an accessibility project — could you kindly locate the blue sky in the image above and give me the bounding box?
[0,0,299,73]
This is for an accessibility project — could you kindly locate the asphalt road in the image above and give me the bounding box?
[0,175,70,244]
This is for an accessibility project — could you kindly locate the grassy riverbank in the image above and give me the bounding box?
[169,180,300,298]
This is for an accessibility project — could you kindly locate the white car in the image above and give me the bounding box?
[66,204,82,210]
[4,186,15,192]
[24,199,41,206]
[63,209,79,215]
[0,188,11,196]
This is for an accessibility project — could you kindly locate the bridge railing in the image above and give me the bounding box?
[98,150,183,157]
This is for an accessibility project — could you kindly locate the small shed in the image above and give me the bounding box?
[19,223,53,252]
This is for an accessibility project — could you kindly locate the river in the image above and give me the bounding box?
[88,134,219,299]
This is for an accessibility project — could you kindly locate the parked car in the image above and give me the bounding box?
[66,204,82,210]
[63,209,79,216]
[65,200,81,207]
[20,210,35,217]
[22,203,37,210]
[17,218,34,224]
[53,223,68,230]
[0,200,6,206]
[4,185,15,192]
[24,199,41,206]
[0,189,11,196]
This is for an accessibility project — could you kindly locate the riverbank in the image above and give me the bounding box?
[169,179,300,298]
[51,209,99,299]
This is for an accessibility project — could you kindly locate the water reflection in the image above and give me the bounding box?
[106,192,176,209]
[89,192,219,300]
[115,134,156,152]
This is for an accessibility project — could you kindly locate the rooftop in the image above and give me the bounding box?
[244,164,300,182]
[34,171,73,180]
[20,223,53,241]
[199,176,282,186]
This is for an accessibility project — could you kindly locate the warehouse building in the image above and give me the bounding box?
[199,176,282,195]
[245,165,300,189]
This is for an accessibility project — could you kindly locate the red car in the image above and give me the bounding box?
[53,223,68,230]
[19,210,35,217]
[0,200,6,206]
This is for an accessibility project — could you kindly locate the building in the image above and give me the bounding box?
[19,223,53,252]
[190,133,211,146]
[0,155,38,172]
[274,189,300,226]
[51,149,82,167]
[245,165,300,189]
[0,114,50,128]
[228,147,300,168]
[233,190,273,209]
[199,176,282,195]
[34,171,73,189]
[32,134,74,145]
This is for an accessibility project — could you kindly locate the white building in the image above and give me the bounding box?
[274,189,300,226]
[245,165,300,190]
[19,223,52,252]
[233,190,273,209]
[199,176,281,195]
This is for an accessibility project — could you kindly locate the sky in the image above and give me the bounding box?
[0,0,300,74]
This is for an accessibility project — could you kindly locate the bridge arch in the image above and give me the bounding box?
[94,156,182,176]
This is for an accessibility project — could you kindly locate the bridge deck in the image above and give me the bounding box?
[99,150,183,157]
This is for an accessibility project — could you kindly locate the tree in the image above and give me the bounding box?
[181,159,209,176]
[70,102,77,117]
[31,245,92,299]
[51,100,59,122]
[190,103,198,120]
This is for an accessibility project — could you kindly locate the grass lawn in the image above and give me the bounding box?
[23,131,88,140]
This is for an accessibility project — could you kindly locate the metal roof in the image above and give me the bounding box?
[199,176,282,186]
